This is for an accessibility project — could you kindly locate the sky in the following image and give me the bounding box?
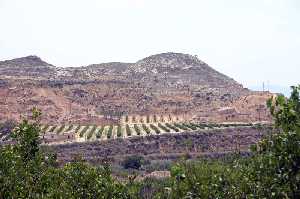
[0,0,299,96]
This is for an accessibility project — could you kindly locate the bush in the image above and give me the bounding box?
[150,124,160,134]
[117,125,122,137]
[0,109,131,198]
[74,125,81,133]
[165,123,179,132]
[182,123,197,130]
[107,125,113,139]
[126,124,132,136]
[142,124,151,135]
[174,123,189,131]
[87,125,96,140]
[56,125,65,134]
[122,155,145,170]
[134,124,141,136]
[79,126,89,137]
[158,123,170,133]
[66,125,73,132]
[96,126,104,138]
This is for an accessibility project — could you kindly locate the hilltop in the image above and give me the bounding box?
[0,52,272,124]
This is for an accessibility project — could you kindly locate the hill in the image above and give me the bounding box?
[0,52,272,124]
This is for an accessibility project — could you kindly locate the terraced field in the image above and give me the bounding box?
[40,122,256,144]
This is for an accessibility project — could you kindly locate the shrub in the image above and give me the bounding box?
[174,123,189,131]
[134,124,141,136]
[182,123,197,130]
[79,126,89,137]
[117,125,122,137]
[142,124,151,135]
[165,123,179,132]
[126,124,132,136]
[107,125,113,139]
[122,155,145,170]
[193,123,205,129]
[158,123,171,133]
[150,124,160,134]
[66,125,73,132]
[0,109,131,198]
[74,125,81,133]
[146,115,150,123]
[188,123,200,130]
[87,126,96,140]
[56,125,65,134]
[96,126,104,139]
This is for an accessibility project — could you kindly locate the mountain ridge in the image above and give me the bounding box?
[0,52,271,124]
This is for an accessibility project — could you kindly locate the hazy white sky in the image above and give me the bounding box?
[0,0,299,94]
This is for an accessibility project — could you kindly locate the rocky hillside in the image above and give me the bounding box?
[0,55,56,78]
[0,52,272,124]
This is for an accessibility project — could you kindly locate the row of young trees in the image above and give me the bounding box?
[1,86,300,198]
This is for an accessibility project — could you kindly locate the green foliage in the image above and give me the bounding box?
[164,123,178,132]
[117,125,122,137]
[96,126,104,139]
[66,124,73,132]
[150,124,160,134]
[79,126,89,138]
[126,124,131,136]
[2,86,300,198]
[188,122,202,130]
[87,125,96,140]
[174,123,189,131]
[0,109,131,198]
[182,123,197,130]
[134,124,141,136]
[56,125,65,134]
[74,125,81,134]
[157,123,170,133]
[152,85,300,198]
[122,155,145,170]
[142,124,151,135]
[107,125,113,139]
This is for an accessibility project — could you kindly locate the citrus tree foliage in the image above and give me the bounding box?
[157,86,300,198]
[0,108,130,199]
